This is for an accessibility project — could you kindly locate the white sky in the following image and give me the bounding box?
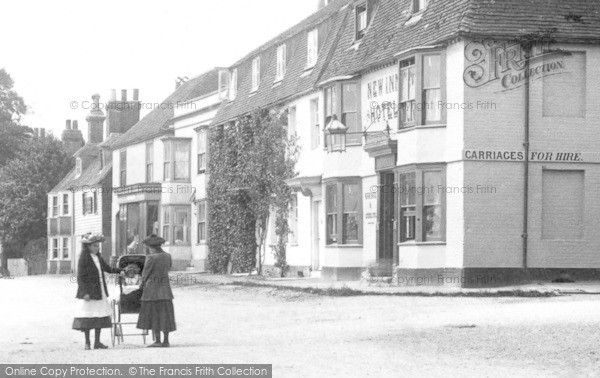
[1,0,318,139]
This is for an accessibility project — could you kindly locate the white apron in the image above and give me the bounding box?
[74,254,112,318]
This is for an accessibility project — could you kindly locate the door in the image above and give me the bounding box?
[312,200,322,270]
[378,172,395,268]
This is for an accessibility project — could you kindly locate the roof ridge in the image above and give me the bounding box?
[230,0,351,67]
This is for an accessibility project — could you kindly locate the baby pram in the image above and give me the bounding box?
[111,254,148,346]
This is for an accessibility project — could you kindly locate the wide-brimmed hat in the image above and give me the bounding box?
[142,234,166,247]
[81,232,105,244]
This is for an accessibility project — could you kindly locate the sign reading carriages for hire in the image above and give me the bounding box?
[464,150,585,162]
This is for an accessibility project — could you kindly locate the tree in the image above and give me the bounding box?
[207,108,298,275]
[0,68,29,276]
[0,135,74,275]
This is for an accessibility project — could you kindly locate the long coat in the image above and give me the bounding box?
[75,251,120,300]
[140,249,174,301]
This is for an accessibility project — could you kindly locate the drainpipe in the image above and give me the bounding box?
[522,43,531,269]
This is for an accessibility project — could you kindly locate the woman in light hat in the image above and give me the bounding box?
[136,234,176,347]
[72,233,122,350]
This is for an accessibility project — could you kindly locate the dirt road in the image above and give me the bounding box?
[1,275,599,377]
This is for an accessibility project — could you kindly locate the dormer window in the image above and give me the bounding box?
[229,68,238,100]
[307,28,319,69]
[355,3,368,40]
[413,0,427,13]
[275,44,287,82]
[218,69,231,101]
[75,158,82,177]
[251,57,261,92]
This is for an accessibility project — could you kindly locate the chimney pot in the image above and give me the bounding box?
[121,89,127,101]
[66,120,72,130]
[110,89,117,102]
[73,120,79,130]
[133,89,139,101]
[92,94,100,105]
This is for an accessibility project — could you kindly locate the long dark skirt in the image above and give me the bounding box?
[136,300,176,332]
[73,316,112,331]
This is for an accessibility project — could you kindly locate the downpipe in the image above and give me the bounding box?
[522,44,531,269]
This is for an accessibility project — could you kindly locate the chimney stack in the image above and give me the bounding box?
[62,119,85,156]
[73,120,79,130]
[86,94,106,144]
[105,88,140,136]
[110,89,117,101]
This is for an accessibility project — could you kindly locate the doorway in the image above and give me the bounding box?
[378,172,395,270]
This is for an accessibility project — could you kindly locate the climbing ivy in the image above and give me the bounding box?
[207,108,299,275]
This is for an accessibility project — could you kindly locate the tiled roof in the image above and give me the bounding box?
[212,0,600,125]
[110,69,219,149]
[98,133,123,149]
[320,0,600,82]
[211,0,352,124]
[50,159,112,193]
[73,143,100,158]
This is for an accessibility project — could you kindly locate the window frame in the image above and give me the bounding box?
[51,238,59,260]
[251,57,261,92]
[120,149,127,187]
[398,50,446,130]
[162,205,191,246]
[355,3,368,41]
[324,177,363,246]
[62,237,69,259]
[287,106,297,138]
[62,193,69,216]
[310,97,320,149]
[197,201,207,244]
[162,138,192,182]
[307,28,319,69]
[412,0,428,14]
[51,195,59,217]
[146,141,154,183]
[229,68,238,101]
[323,80,362,147]
[275,44,287,82]
[396,164,446,243]
[197,128,207,174]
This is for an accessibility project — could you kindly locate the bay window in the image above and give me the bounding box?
[399,52,444,129]
[163,138,191,182]
[325,179,362,245]
[324,81,361,146]
[162,206,191,245]
[398,165,445,242]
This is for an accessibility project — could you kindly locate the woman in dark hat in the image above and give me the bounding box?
[137,234,176,347]
[73,233,122,350]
